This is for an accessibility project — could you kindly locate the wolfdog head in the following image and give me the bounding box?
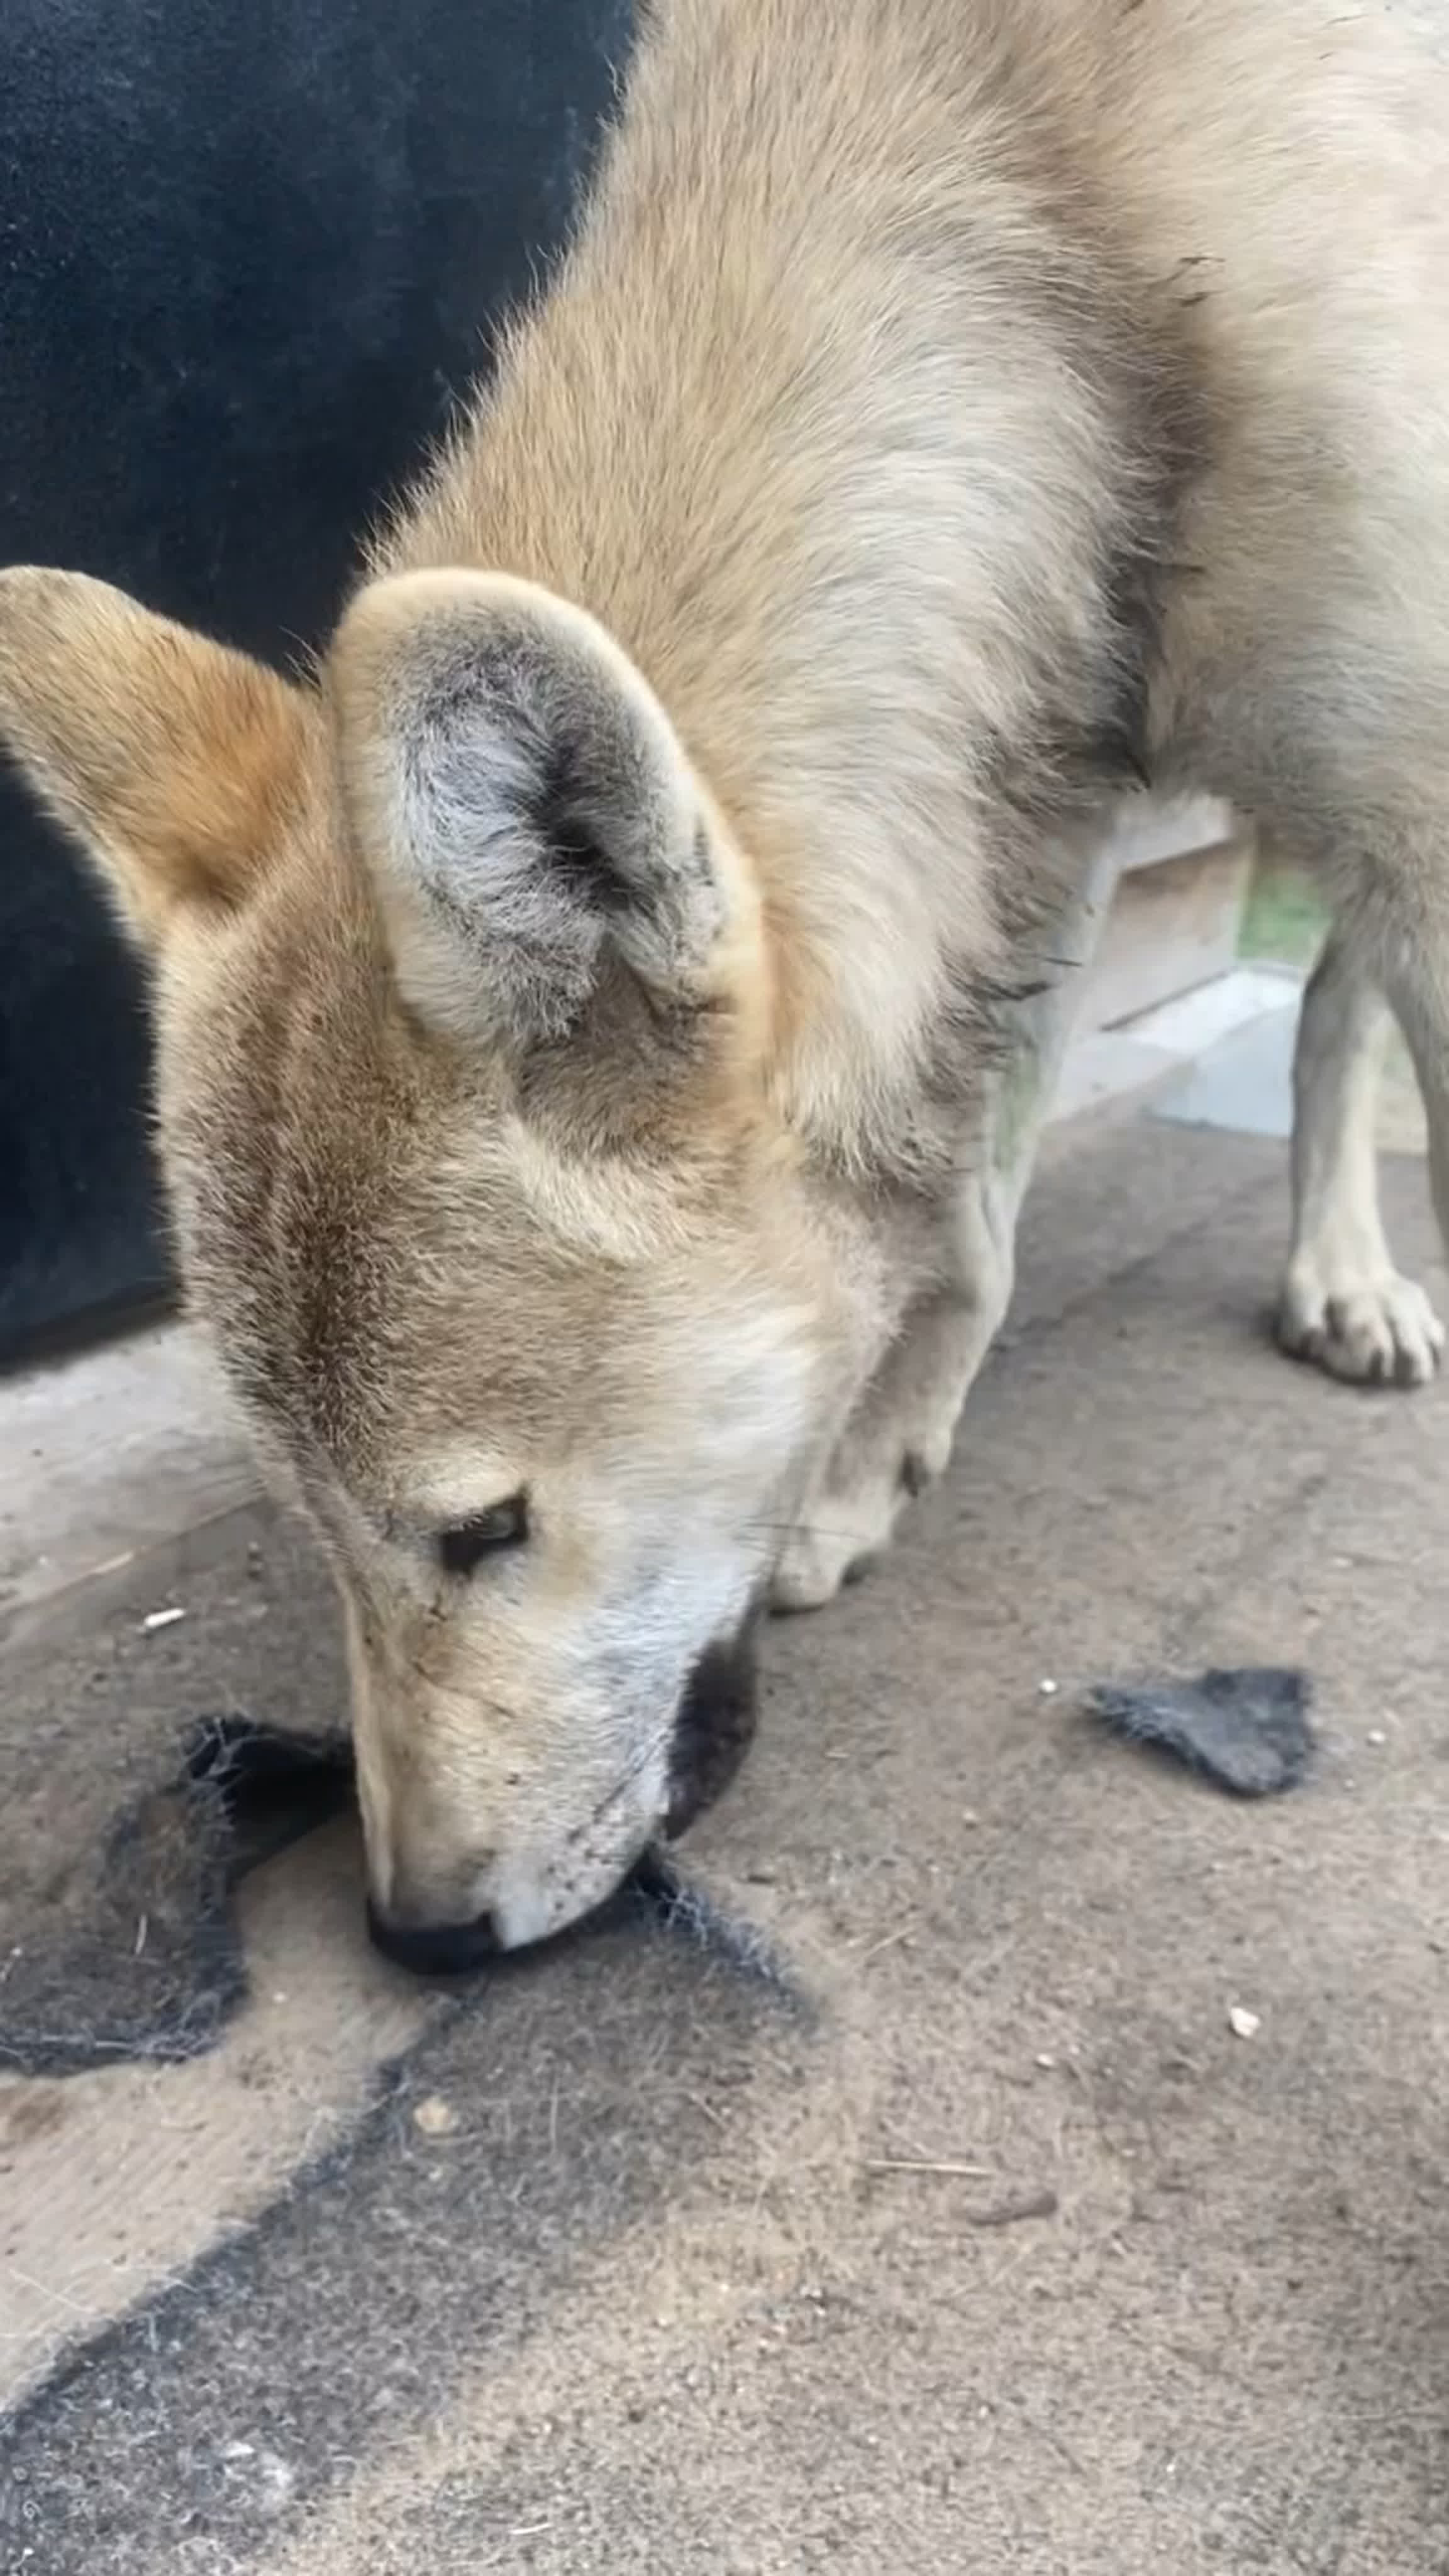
[0,567,890,1959]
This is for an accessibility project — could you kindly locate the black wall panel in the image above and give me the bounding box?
[0,0,633,1357]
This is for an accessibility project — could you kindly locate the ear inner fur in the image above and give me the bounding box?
[326,568,760,1049]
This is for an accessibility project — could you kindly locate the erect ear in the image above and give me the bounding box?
[0,566,313,950]
[327,568,757,1045]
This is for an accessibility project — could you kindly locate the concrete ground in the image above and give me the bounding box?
[1,988,1447,2574]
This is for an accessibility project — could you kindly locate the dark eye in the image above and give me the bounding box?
[436,1494,530,1577]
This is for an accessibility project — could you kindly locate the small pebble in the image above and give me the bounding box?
[141,1606,186,1633]
[1366,1729,1387,1748]
[1228,2006,1261,2040]
[1035,2051,1057,2070]
[1038,1678,1059,1698]
[413,2094,460,2138]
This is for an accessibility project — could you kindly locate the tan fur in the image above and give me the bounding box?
[0,567,313,939]
[0,0,1446,1946]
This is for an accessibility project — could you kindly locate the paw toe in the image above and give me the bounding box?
[1279,1268,1443,1389]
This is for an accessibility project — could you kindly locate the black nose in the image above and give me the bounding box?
[366,1900,501,1978]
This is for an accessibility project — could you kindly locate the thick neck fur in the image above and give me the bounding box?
[380,0,1202,1174]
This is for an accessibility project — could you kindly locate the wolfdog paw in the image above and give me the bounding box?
[770,1511,883,1614]
[770,1527,860,1613]
[1278,1258,1444,1387]
[770,1436,948,1614]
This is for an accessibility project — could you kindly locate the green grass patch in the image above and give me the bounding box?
[1238,860,1328,968]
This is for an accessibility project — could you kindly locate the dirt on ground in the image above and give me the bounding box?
[1,1102,1446,2575]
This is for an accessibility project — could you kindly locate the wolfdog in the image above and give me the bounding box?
[1,0,1444,1963]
